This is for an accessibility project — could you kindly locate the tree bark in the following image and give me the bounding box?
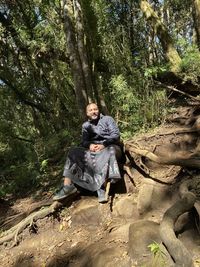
[73,0,94,102]
[160,182,196,267]
[193,0,200,49]
[140,0,181,73]
[62,0,88,119]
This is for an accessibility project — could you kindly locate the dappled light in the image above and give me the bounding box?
[1,0,200,266]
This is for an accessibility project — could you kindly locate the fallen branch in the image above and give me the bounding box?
[155,81,200,103]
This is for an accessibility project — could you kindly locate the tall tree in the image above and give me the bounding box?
[73,0,94,102]
[193,0,200,48]
[62,0,88,118]
[140,0,181,73]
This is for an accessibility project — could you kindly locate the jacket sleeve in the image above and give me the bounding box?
[81,122,92,148]
[102,116,120,146]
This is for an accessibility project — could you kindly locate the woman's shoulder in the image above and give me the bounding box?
[101,114,115,122]
[82,121,90,129]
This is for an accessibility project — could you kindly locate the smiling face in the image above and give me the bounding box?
[86,103,99,120]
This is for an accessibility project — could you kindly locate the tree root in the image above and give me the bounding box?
[125,143,200,168]
[0,199,53,230]
[123,164,135,186]
[194,200,200,226]
[159,180,196,267]
[125,149,181,185]
[0,193,78,248]
[126,126,200,143]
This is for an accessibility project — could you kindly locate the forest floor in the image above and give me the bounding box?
[0,100,200,267]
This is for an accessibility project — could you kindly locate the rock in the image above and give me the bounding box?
[72,199,101,226]
[178,228,200,256]
[137,180,173,215]
[137,181,154,214]
[113,195,138,219]
[128,220,174,266]
[80,243,131,267]
[128,220,161,259]
[109,223,131,242]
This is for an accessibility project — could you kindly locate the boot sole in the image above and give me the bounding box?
[53,188,77,201]
[98,197,108,203]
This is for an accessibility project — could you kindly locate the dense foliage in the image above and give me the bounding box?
[0,0,200,196]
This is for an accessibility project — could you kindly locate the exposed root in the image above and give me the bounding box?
[0,193,78,247]
[0,199,53,230]
[126,127,200,142]
[159,180,196,267]
[125,143,200,168]
[125,148,181,185]
[123,164,135,185]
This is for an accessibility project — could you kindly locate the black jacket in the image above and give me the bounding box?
[81,114,120,148]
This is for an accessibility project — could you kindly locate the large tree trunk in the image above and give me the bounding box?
[62,0,88,118]
[192,0,200,49]
[140,0,181,73]
[73,0,94,102]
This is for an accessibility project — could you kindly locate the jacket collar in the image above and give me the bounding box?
[88,113,103,123]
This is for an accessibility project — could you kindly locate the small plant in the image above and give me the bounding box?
[147,241,167,267]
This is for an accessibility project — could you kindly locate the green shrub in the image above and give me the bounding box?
[109,74,167,139]
[180,45,200,85]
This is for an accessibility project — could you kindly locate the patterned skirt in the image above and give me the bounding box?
[63,145,121,191]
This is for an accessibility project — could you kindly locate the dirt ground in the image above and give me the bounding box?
[0,191,137,267]
[0,172,199,266]
[0,103,200,267]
